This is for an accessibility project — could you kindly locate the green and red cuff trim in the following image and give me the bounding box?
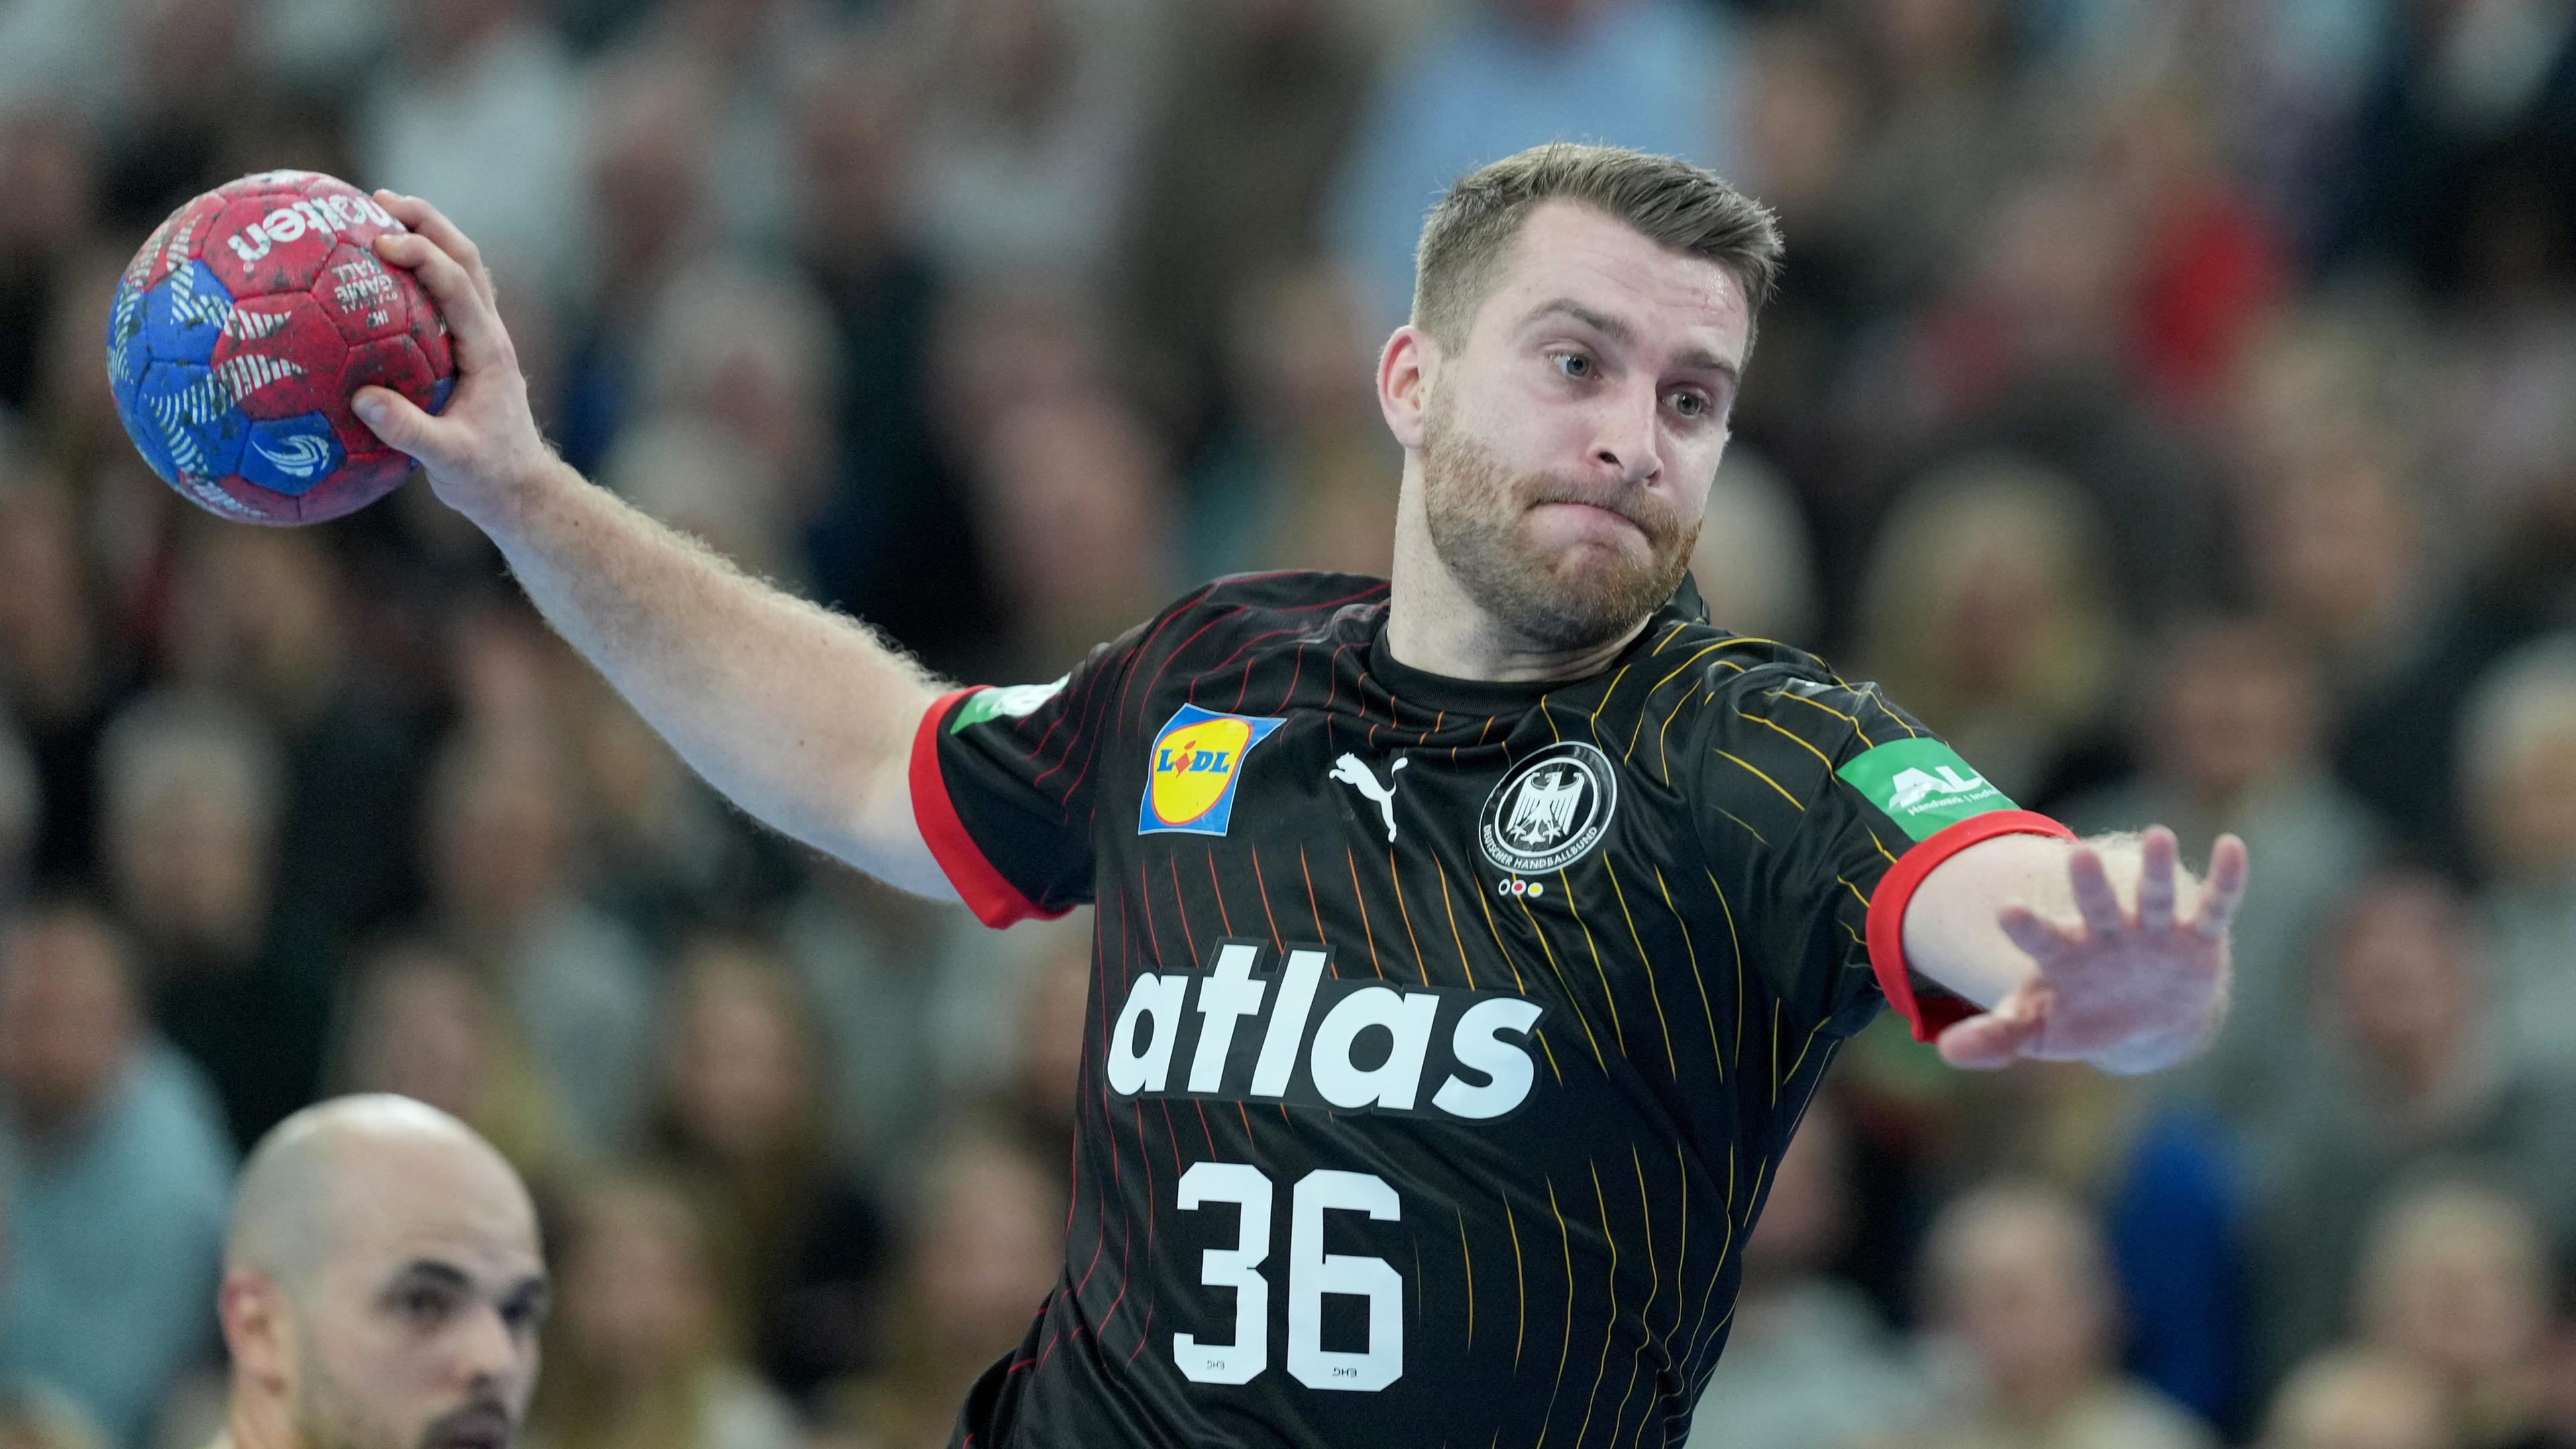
[1864,809,2077,1043]
[910,686,1069,929]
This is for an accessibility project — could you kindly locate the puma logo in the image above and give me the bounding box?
[1330,754,1407,842]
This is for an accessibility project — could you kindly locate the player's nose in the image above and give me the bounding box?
[1588,380,1663,488]
[451,1302,525,1388]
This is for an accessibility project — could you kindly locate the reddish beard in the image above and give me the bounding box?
[1420,413,1700,651]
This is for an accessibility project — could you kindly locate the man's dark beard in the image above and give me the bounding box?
[416,1399,515,1449]
[1421,410,1701,653]
[296,1350,516,1449]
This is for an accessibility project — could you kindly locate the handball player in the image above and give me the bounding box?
[212,1097,545,1449]
[348,143,2247,1448]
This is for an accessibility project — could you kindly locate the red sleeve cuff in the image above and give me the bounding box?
[1864,809,2078,1043]
[910,686,1068,930]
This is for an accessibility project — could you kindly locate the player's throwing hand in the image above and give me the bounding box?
[1937,825,2250,1073]
[347,192,559,525]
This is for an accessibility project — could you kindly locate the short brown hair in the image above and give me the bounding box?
[1411,143,1784,349]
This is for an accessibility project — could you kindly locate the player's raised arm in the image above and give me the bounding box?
[1699,669,2246,1079]
[1898,824,2249,1075]
[348,193,956,900]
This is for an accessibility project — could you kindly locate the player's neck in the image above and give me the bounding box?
[223,1388,293,1449]
[1384,595,1648,684]
[1385,504,1649,685]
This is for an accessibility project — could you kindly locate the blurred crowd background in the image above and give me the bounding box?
[1,0,2575,1447]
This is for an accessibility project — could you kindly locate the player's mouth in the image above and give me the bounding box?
[423,1405,514,1449]
[1529,498,1655,548]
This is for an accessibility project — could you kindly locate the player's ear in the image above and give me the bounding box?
[219,1268,297,1393]
[1378,325,1436,452]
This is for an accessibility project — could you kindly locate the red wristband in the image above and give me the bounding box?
[1864,810,2077,1042]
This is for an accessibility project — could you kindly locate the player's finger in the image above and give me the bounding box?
[1998,904,2076,965]
[372,230,510,376]
[2192,833,2252,941]
[350,384,450,465]
[1936,992,2049,1069]
[2068,845,2125,937]
[374,191,497,313]
[2137,825,2178,932]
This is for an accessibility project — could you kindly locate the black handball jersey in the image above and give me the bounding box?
[909,571,2069,1449]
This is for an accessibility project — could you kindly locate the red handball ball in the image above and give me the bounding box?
[105,171,454,525]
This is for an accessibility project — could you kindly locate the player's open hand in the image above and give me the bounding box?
[347,192,559,525]
[1936,825,2248,1074]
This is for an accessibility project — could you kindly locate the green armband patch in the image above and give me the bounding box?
[950,676,1068,733]
[1835,738,2015,841]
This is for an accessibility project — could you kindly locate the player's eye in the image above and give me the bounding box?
[500,1296,546,1336]
[1667,388,1709,419]
[394,1283,458,1326]
[1550,352,1594,380]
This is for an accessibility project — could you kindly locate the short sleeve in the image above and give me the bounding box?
[910,626,1146,928]
[1691,668,2072,1042]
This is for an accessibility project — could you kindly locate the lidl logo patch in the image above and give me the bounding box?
[1836,738,2015,841]
[1140,704,1284,836]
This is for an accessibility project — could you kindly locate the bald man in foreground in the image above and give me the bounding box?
[214,1095,548,1449]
